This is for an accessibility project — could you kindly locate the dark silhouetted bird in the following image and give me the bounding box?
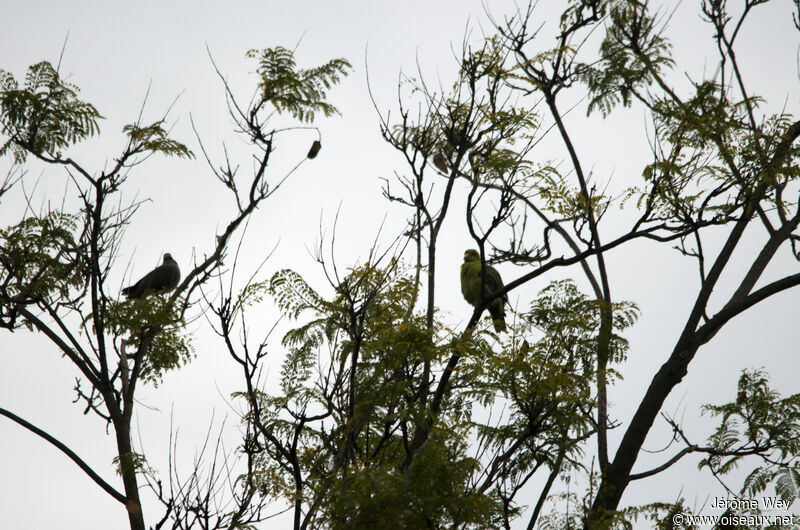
[122,253,181,299]
[460,249,508,332]
[433,152,448,173]
[307,140,321,159]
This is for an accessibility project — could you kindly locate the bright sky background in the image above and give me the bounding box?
[1,1,798,528]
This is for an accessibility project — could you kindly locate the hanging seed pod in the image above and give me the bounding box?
[307,140,322,159]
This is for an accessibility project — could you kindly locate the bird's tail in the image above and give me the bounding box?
[489,303,507,333]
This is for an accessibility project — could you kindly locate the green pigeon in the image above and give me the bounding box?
[460,249,508,332]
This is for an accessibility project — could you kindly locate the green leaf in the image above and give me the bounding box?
[0,61,102,161]
[246,47,351,123]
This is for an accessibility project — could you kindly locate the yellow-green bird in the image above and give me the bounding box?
[460,249,508,332]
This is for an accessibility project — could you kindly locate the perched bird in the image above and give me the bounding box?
[460,249,508,332]
[307,140,321,159]
[737,390,747,405]
[433,152,448,173]
[122,253,181,299]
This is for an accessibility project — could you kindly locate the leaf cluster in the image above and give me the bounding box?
[461,281,637,500]
[105,295,193,385]
[701,369,800,510]
[0,212,86,322]
[113,451,153,477]
[122,120,194,159]
[389,37,539,186]
[0,61,102,161]
[249,263,507,527]
[326,430,501,529]
[246,47,351,123]
[583,0,675,117]
[250,262,643,528]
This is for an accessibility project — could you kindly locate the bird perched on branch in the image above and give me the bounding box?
[122,253,181,299]
[460,249,508,332]
[433,152,448,173]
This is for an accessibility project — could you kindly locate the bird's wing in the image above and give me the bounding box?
[124,269,157,298]
[486,266,508,302]
[150,262,180,291]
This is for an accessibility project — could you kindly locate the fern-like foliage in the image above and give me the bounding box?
[582,0,675,117]
[255,266,644,528]
[250,262,510,528]
[104,295,193,386]
[269,268,332,320]
[408,37,540,182]
[0,212,86,327]
[461,279,639,515]
[113,451,153,477]
[774,466,800,507]
[701,370,800,511]
[246,47,351,123]
[122,120,194,159]
[0,61,102,161]
[526,279,639,366]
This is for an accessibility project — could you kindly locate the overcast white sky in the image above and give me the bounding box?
[1,1,798,528]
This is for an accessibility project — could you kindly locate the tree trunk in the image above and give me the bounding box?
[114,420,145,530]
[588,342,696,528]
